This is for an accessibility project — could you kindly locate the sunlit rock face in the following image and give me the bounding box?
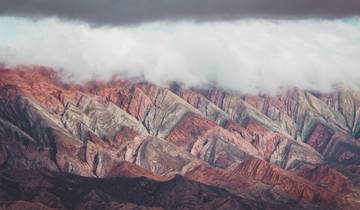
[0,66,359,210]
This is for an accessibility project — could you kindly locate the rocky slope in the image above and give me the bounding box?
[0,66,359,210]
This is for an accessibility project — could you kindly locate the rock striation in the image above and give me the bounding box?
[0,66,359,210]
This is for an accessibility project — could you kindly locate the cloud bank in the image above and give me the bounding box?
[0,17,360,94]
[0,0,360,26]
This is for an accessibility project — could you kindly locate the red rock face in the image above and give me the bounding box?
[92,81,154,121]
[106,161,170,181]
[166,113,217,149]
[296,165,353,195]
[306,123,334,153]
[0,66,360,210]
[0,66,82,115]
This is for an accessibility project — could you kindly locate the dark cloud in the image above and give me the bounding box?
[0,0,360,25]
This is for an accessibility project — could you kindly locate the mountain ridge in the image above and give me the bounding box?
[0,65,359,210]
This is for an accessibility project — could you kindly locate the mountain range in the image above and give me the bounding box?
[0,65,359,210]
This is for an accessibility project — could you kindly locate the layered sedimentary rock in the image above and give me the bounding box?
[238,89,360,165]
[176,88,324,170]
[296,164,353,195]
[0,66,359,210]
[233,159,334,202]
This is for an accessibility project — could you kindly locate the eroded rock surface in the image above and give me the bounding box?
[0,66,359,210]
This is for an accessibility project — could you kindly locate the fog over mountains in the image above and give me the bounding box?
[0,17,360,94]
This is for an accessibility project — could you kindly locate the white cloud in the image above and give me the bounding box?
[0,17,360,94]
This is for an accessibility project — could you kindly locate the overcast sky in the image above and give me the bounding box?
[0,1,360,94]
[1,0,360,25]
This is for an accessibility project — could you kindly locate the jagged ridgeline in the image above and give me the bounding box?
[0,66,359,210]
